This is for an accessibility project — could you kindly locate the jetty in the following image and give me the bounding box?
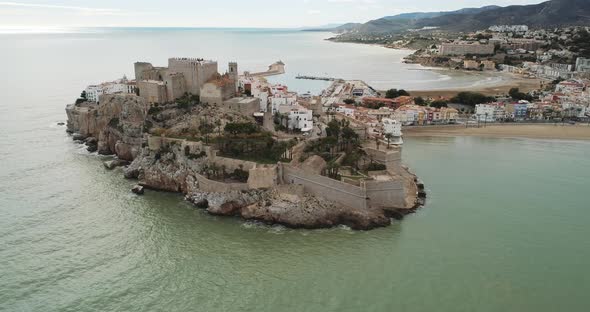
[248,61,286,77]
[296,75,342,81]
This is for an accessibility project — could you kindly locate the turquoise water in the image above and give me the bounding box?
[1,29,590,311]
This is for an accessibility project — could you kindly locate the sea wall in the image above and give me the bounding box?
[248,165,278,189]
[365,180,405,209]
[281,164,368,210]
[193,172,249,193]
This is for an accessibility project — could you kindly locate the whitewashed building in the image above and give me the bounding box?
[476,104,506,122]
[475,104,497,122]
[279,105,313,132]
[334,104,356,117]
[382,118,402,137]
[84,76,136,104]
[270,94,297,114]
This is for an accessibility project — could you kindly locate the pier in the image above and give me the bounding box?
[296,75,342,81]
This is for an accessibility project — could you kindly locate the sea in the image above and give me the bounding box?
[1,28,589,312]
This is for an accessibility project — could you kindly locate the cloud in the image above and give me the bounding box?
[307,9,321,15]
[0,1,127,15]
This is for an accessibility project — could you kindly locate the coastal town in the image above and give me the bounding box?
[67,57,426,230]
[64,23,590,231]
[329,24,590,126]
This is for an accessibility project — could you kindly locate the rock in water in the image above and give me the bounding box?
[87,145,98,153]
[103,159,129,170]
[72,133,86,141]
[57,122,65,126]
[132,185,144,195]
[194,199,209,209]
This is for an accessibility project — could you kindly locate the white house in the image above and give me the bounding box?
[253,89,270,112]
[334,104,356,117]
[270,94,297,114]
[475,104,497,122]
[382,118,402,137]
[279,105,313,132]
[84,76,136,104]
[475,103,507,122]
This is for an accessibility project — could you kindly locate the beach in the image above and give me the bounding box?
[404,124,590,140]
[408,70,545,98]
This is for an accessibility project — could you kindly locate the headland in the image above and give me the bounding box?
[66,58,424,230]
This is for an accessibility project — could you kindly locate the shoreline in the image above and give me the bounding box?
[404,124,590,141]
[408,71,545,97]
[323,37,546,96]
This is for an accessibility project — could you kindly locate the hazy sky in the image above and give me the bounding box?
[0,0,546,28]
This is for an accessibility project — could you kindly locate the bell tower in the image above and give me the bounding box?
[228,62,239,92]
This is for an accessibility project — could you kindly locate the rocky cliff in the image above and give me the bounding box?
[66,94,146,160]
[66,95,424,230]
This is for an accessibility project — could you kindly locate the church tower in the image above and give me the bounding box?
[228,62,239,93]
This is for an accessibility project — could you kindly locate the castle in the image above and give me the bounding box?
[134,58,239,105]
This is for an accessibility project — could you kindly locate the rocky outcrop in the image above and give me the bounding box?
[132,185,145,195]
[185,187,394,230]
[66,94,146,161]
[66,95,425,231]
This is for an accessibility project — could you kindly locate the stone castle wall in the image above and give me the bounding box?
[145,136,409,209]
[168,58,219,95]
[364,179,405,209]
[248,165,278,189]
[164,73,187,102]
[137,81,167,104]
[363,146,402,174]
[281,164,368,210]
[193,172,249,193]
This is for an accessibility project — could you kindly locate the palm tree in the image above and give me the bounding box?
[215,119,222,136]
[385,133,394,149]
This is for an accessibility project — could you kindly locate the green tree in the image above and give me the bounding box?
[509,88,533,102]
[414,96,426,106]
[385,133,394,149]
[341,125,359,152]
[385,89,410,99]
[430,100,448,108]
[450,92,495,106]
[326,119,341,138]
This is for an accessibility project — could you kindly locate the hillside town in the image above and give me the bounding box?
[404,25,590,80]
[69,57,426,230]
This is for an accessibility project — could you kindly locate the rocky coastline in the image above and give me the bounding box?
[66,94,425,230]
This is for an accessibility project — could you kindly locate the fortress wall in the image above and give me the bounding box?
[138,81,167,104]
[200,84,224,106]
[282,164,367,210]
[364,180,406,209]
[164,73,187,102]
[222,98,261,117]
[197,62,219,94]
[193,173,249,193]
[364,146,402,173]
[168,58,197,94]
[134,62,154,80]
[209,155,258,172]
[248,165,278,189]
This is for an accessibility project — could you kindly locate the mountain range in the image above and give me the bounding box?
[334,0,590,35]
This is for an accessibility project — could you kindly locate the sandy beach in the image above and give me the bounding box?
[407,70,546,98]
[404,124,590,140]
